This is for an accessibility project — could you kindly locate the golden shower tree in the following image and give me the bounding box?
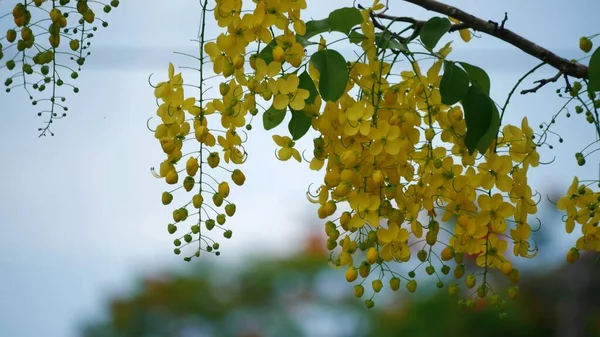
[2,0,600,318]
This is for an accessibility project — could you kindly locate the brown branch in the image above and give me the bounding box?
[400,0,588,79]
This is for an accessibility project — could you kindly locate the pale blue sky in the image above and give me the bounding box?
[1,0,599,336]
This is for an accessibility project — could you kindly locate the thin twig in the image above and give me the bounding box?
[521,71,562,94]
[374,12,469,32]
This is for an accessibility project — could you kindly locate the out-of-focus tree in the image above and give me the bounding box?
[80,233,600,337]
[80,235,375,337]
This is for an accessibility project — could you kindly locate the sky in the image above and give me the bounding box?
[0,0,599,336]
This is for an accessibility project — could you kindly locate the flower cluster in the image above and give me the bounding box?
[149,0,595,315]
[152,63,246,260]
[1,0,118,135]
[558,177,600,255]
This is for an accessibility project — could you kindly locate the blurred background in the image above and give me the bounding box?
[1,0,600,336]
[78,230,600,337]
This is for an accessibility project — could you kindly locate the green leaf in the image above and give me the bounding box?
[588,46,600,92]
[348,30,366,44]
[263,105,287,130]
[475,100,500,154]
[440,61,470,105]
[298,7,362,45]
[288,110,312,140]
[328,7,363,36]
[458,62,491,96]
[419,17,451,50]
[298,18,330,45]
[375,32,408,52]
[461,85,493,155]
[257,40,277,64]
[298,71,318,105]
[310,49,349,102]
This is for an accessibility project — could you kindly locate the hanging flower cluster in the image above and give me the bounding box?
[1,0,118,135]
[147,0,599,317]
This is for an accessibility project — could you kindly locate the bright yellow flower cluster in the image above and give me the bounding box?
[150,0,594,313]
[151,0,311,260]
[558,177,600,252]
[152,63,246,260]
[310,32,540,307]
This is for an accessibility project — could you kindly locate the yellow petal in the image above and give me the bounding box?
[289,95,305,111]
[459,29,471,42]
[310,157,324,170]
[168,63,175,78]
[497,202,515,218]
[273,94,289,110]
[278,147,292,160]
[272,134,286,147]
[292,148,302,162]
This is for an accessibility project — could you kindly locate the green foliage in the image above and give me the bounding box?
[588,47,600,92]
[80,247,600,337]
[476,102,501,154]
[440,61,470,105]
[288,110,312,140]
[309,49,349,102]
[297,7,363,46]
[298,71,319,105]
[459,62,491,96]
[420,17,451,50]
[263,105,287,130]
[462,85,495,155]
[328,7,363,35]
[440,60,496,154]
[374,31,408,52]
[286,71,318,140]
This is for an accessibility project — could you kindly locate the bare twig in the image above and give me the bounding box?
[374,12,469,32]
[500,12,508,30]
[520,71,562,94]
[400,0,588,79]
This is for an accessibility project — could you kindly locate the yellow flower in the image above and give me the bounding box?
[449,17,471,42]
[369,0,386,11]
[273,74,310,110]
[451,215,487,255]
[345,191,381,228]
[204,40,228,75]
[207,80,247,129]
[476,234,507,269]
[157,97,196,125]
[262,0,289,30]
[576,223,600,251]
[510,224,536,258]
[194,117,216,146]
[476,193,515,233]
[154,63,183,101]
[377,222,410,262]
[273,135,301,162]
[225,16,253,50]
[288,9,306,36]
[477,154,513,192]
[369,121,401,155]
[241,10,272,44]
[343,100,373,136]
[557,176,579,233]
[218,129,245,164]
[214,0,242,28]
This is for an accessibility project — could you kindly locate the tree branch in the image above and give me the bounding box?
[399,0,588,79]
